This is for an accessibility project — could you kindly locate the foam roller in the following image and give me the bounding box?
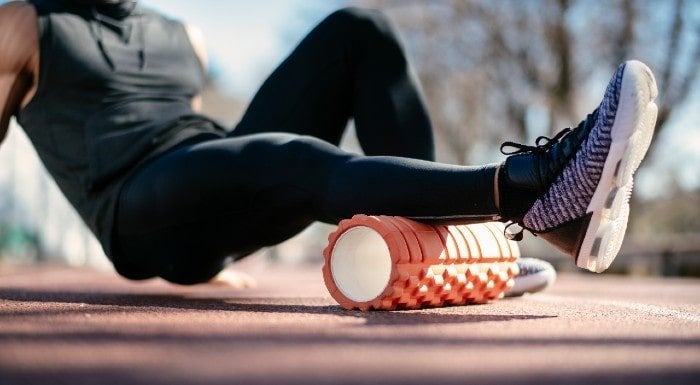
[322,215,520,311]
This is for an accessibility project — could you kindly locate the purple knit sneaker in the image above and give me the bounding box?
[501,61,658,273]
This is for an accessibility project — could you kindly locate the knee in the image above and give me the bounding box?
[324,7,399,43]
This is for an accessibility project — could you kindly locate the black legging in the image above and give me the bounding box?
[113,8,499,284]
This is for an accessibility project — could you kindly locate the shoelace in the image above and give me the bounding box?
[500,127,571,156]
[500,109,599,241]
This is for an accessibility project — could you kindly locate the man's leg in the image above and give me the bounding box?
[113,133,497,284]
[232,7,435,161]
[113,59,658,285]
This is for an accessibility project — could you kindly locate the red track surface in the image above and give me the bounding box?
[1,260,699,385]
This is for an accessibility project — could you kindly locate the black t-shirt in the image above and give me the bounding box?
[16,0,225,257]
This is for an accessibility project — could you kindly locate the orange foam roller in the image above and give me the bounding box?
[322,215,520,311]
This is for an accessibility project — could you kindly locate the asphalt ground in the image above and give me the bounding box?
[1,259,699,385]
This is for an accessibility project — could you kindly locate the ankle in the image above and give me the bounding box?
[496,160,540,221]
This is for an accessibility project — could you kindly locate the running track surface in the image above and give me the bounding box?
[1,260,699,385]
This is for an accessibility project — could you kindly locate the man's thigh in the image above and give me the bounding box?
[113,132,350,275]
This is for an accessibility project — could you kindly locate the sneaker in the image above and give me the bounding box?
[499,60,658,273]
[505,258,556,297]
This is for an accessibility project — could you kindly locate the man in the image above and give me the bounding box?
[0,0,658,285]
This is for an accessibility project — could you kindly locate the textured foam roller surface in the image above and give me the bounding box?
[323,215,520,311]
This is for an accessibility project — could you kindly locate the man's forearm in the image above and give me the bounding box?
[0,87,12,145]
[0,1,41,145]
[0,75,20,145]
[0,113,9,144]
[0,60,21,146]
[0,69,37,145]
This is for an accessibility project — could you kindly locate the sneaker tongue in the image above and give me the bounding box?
[503,152,547,191]
[546,115,596,173]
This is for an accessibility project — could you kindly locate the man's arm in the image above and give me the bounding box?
[184,23,207,113]
[0,1,39,144]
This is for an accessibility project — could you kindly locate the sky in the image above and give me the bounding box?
[142,0,341,98]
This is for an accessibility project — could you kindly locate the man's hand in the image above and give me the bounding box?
[0,1,39,143]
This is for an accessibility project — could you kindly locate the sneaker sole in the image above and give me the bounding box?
[576,60,658,273]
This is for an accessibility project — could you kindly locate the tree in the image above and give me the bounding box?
[357,0,699,165]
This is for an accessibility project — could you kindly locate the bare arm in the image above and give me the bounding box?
[0,1,39,144]
[184,23,207,113]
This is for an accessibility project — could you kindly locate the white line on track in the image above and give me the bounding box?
[529,294,700,323]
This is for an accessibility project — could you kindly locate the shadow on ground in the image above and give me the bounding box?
[0,288,555,326]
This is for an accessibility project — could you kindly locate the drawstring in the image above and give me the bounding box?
[88,3,145,70]
[138,15,146,69]
[90,9,115,69]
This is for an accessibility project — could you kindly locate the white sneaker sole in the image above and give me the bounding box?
[576,60,658,273]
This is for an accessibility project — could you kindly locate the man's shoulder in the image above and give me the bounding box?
[0,1,37,20]
[0,1,38,73]
[0,1,37,33]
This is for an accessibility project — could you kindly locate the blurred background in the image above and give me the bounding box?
[0,0,698,276]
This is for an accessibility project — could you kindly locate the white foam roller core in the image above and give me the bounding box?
[330,226,392,302]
